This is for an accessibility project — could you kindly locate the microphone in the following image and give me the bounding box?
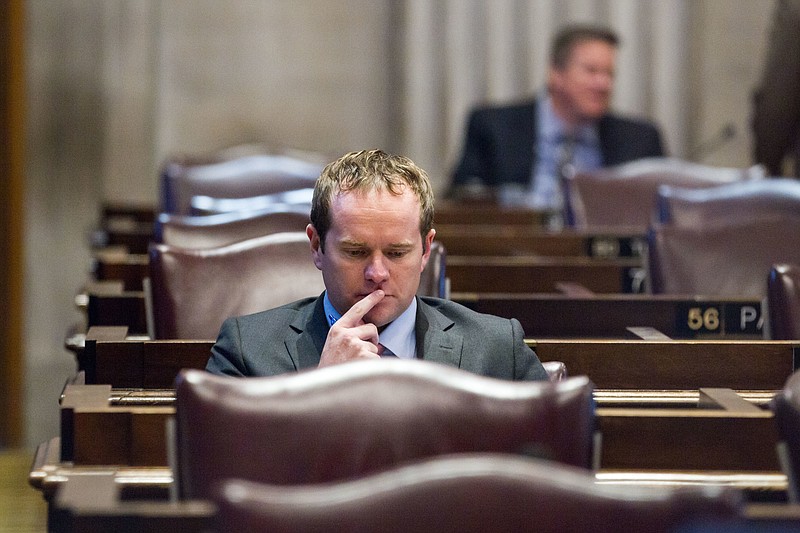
[690,123,736,160]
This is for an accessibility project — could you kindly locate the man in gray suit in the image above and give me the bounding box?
[207,149,548,380]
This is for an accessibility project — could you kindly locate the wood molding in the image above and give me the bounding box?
[0,0,25,447]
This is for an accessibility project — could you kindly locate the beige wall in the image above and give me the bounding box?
[23,0,776,446]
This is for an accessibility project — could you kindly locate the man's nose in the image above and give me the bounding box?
[594,71,613,89]
[365,254,389,283]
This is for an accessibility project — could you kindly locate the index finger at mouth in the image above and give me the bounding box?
[338,290,385,327]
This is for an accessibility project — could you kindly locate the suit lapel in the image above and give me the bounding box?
[416,299,463,368]
[284,296,465,370]
[286,295,328,370]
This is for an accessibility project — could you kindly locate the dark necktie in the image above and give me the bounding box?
[377,343,396,357]
[556,134,577,182]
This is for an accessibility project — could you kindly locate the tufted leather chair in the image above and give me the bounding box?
[771,369,800,502]
[564,157,764,230]
[154,205,311,250]
[656,178,800,229]
[148,232,325,339]
[214,453,743,533]
[162,153,322,215]
[173,361,595,500]
[648,217,800,298]
[768,263,800,340]
[647,179,800,298]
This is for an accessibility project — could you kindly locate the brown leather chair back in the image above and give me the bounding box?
[768,263,800,340]
[189,187,313,215]
[214,454,742,533]
[656,178,800,229]
[174,362,595,500]
[648,216,800,298]
[564,157,764,231]
[771,369,800,502]
[155,206,311,250]
[148,232,324,339]
[163,154,322,215]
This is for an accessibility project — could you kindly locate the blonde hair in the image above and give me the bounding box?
[310,149,435,250]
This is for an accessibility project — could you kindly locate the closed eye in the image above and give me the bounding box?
[386,249,410,259]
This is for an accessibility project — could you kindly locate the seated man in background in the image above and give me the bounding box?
[207,149,548,381]
[450,24,665,214]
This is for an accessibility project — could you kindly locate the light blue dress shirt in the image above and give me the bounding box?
[528,96,602,211]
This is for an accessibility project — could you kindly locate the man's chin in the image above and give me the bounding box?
[363,309,396,329]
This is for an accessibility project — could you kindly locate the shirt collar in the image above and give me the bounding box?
[539,95,599,147]
[323,292,417,359]
[377,297,417,359]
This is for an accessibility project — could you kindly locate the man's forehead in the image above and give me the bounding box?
[567,40,616,60]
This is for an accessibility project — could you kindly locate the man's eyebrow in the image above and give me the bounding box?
[386,242,415,249]
[338,238,367,247]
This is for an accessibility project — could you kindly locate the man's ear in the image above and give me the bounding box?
[307,224,324,270]
[420,228,435,270]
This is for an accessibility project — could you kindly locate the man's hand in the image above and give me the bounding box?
[318,290,384,367]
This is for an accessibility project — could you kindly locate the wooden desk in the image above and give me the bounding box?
[435,201,548,226]
[453,292,766,339]
[83,282,148,336]
[532,339,797,390]
[44,469,800,532]
[435,225,645,259]
[447,256,645,294]
[90,231,646,294]
[80,327,796,391]
[82,327,211,387]
[48,385,786,503]
[81,327,796,390]
[91,249,148,291]
[93,202,156,254]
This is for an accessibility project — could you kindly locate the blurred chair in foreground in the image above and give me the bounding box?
[768,263,800,340]
[771,369,800,502]
[215,453,742,533]
[648,179,800,298]
[174,362,595,500]
[564,157,765,230]
[148,232,324,339]
[154,205,311,250]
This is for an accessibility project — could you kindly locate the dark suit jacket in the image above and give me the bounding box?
[451,99,666,190]
[752,0,800,178]
[207,294,549,381]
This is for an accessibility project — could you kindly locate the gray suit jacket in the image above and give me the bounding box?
[206,294,549,381]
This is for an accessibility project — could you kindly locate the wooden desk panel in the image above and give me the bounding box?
[56,385,782,475]
[435,201,548,226]
[531,339,797,390]
[447,256,644,294]
[82,327,795,391]
[92,250,148,291]
[435,225,645,259]
[453,293,766,339]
